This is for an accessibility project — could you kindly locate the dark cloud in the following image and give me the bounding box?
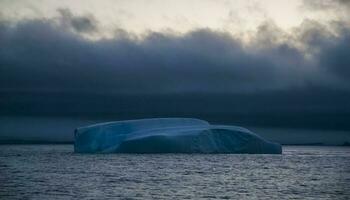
[0,8,350,132]
[0,14,342,94]
[295,19,350,85]
[302,0,350,11]
[318,28,350,80]
[57,8,97,33]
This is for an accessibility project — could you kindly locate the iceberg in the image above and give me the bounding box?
[74,118,282,154]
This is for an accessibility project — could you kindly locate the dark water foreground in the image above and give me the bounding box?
[0,145,349,199]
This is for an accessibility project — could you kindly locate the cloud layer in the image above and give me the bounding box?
[0,3,350,131]
[1,7,349,93]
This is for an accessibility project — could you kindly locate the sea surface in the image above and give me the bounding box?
[0,145,349,200]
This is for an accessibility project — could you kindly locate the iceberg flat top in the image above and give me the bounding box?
[76,118,209,135]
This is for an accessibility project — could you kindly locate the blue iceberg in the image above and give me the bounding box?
[74,118,282,154]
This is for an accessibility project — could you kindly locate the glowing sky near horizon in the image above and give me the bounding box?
[0,0,342,38]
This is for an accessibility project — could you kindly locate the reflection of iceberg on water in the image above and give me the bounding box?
[74,118,282,154]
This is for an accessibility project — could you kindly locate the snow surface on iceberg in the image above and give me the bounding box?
[74,118,282,154]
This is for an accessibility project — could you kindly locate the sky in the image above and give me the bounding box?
[0,0,349,143]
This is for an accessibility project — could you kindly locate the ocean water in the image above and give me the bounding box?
[0,145,349,199]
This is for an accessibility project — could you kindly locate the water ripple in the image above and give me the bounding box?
[0,145,349,199]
